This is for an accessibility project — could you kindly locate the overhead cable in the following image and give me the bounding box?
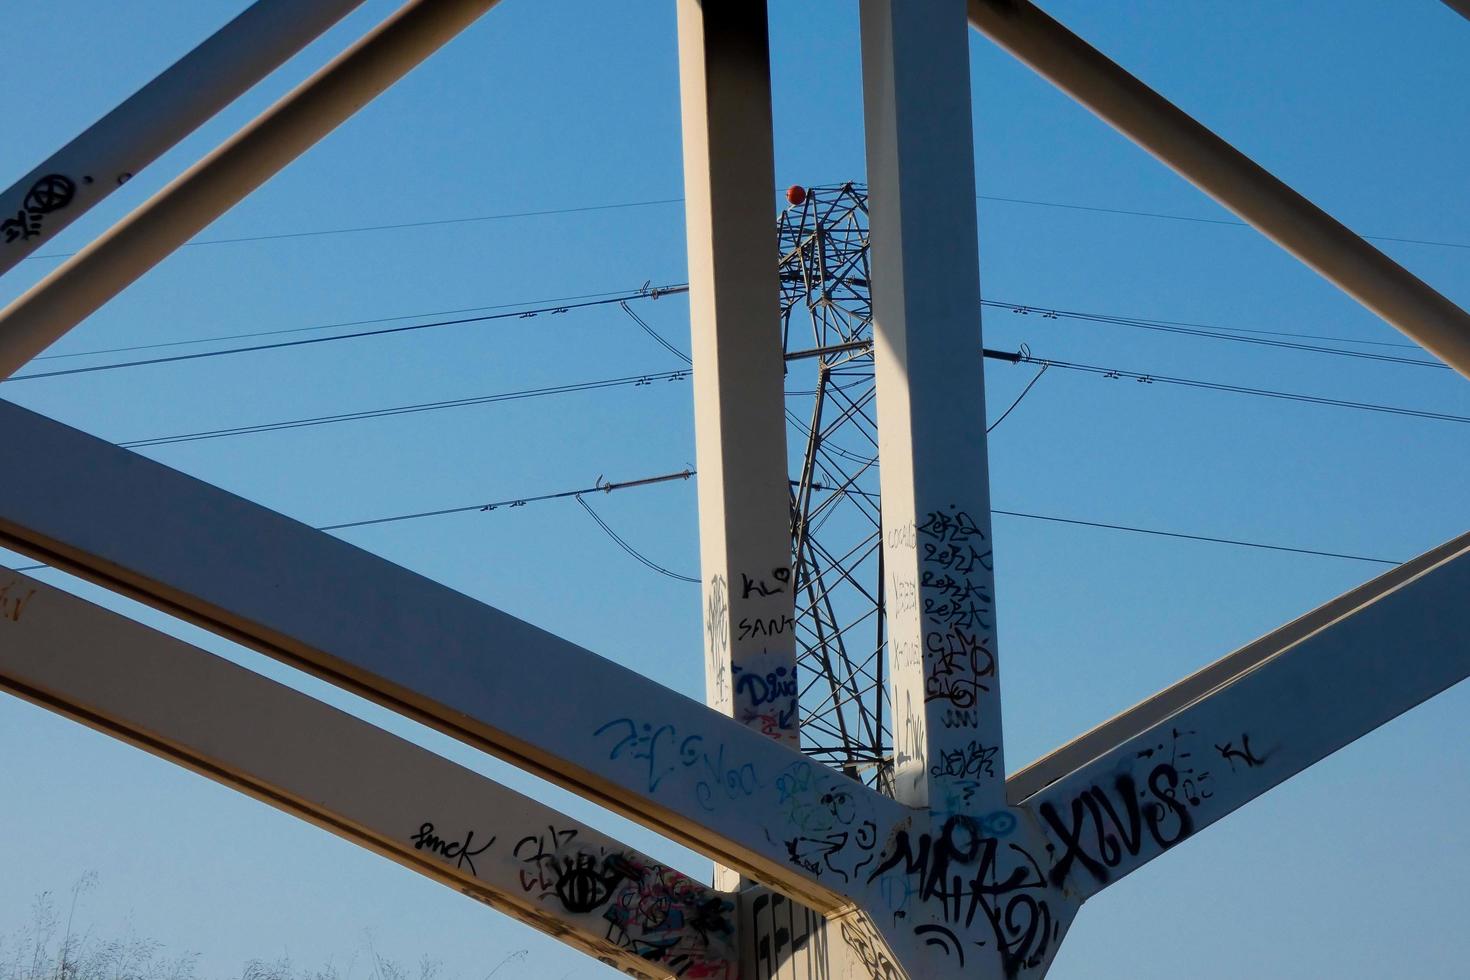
[986,361,1050,433]
[33,286,673,362]
[23,191,1467,257]
[3,468,1405,577]
[4,287,688,383]
[576,494,699,583]
[1032,355,1470,424]
[988,300,1441,367]
[120,371,690,448]
[619,300,691,364]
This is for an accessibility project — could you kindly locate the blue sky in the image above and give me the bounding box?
[1,1,1467,977]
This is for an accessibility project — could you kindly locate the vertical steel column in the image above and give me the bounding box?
[678,0,800,758]
[861,0,1005,813]
[678,4,800,899]
[0,0,367,277]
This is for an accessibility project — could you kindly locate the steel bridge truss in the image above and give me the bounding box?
[1,1,1467,978]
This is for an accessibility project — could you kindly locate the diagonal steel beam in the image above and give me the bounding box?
[0,0,508,379]
[1008,529,1470,802]
[0,398,905,913]
[0,0,368,277]
[966,0,1470,378]
[0,569,738,980]
[1017,531,1470,902]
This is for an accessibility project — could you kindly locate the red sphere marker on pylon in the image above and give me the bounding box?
[786,184,807,207]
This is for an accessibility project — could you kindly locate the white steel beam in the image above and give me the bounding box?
[861,0,1006,815]
[1008,530,1470,802]
[0,398,904,914]
[0,0,367,277]
[677,0,800,753]
[0,0,507,379]
[1021,531,1470,902]
[966,0,1470,379]
[0,569,738,980]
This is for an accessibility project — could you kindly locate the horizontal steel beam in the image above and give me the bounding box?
[0,569,737,979]
[0,0,507,378]
[0,0,367,276]
[1008,529,1470,802]
[967,0,1470,379]
[1020,531,1470,901]
[0,399,904,914]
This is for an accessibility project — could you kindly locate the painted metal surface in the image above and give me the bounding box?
[966,0,1470,379]
[0,0,367,277]
[1009,530,1470,802]
[0,397,904,916]
[0,569,737,980]
[1026,532,1470,903]
[862,0,1005,815]
[9,514,1465,978]
[677,0,800,754]
[0,0,507,378]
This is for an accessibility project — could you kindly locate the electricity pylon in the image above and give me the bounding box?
[780,182,893,794]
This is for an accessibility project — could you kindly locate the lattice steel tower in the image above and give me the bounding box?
[778,182,895,794]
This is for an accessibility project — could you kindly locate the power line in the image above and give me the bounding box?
[3,287,689,384]
[21,191,1468,258]
[1033,355,1470,424]
[989,509,1402,565]
[987,361,1049,433]
[576,494,698,583]
[975,194,1470,252]
[16,281,1430,389]
[119,371,690,448]
[990,300,1418,350]
[619,300,691,365]
[32,286,669,362]
[2,469,1406,573]
[25,198,687,260]
[800,483,1403,566]
[317,470,694,531]
[987,299,1442,367]
[109,341,1463,452]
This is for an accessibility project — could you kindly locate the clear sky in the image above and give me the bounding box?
[1,1,1467,978]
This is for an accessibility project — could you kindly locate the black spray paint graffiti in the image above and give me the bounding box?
[741,567,790,599]
[778,759,881,885]
[866,814,1055,978]
[1038,764,1194,888]
[930,740,1001,813]
[736,613,795,641]
[746,891,821,980]
[409,822,494,876]
[839,917,906,980]
[0,580,37,622]
[513,826,735,978]
[1216,733,1267,770]
[917,507,996,728]
[1037,728,1251,890]
[2,174,76,245]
